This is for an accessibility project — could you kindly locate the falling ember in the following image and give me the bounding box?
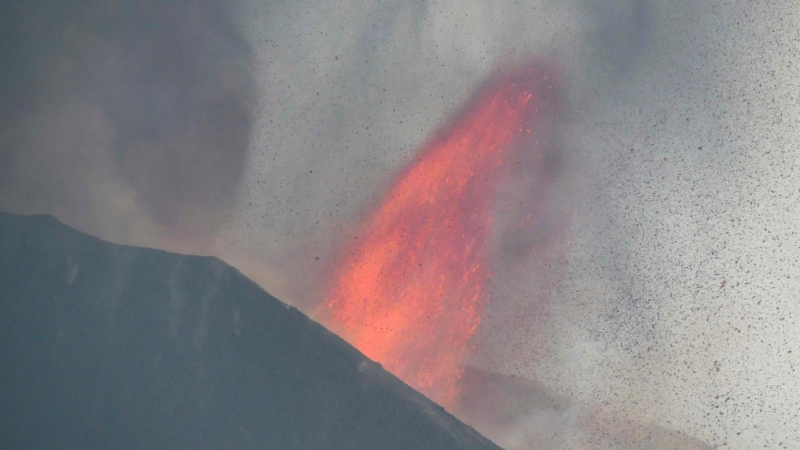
[320,63,560,407]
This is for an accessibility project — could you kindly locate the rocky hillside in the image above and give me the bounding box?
[0,212,501,450]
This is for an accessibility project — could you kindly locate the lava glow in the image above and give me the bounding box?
[321,64,559,407]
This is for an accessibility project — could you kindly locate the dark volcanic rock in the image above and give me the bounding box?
[0,212,501,450]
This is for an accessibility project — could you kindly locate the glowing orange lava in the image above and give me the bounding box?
[321,64,558,407]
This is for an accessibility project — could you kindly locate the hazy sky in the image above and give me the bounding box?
[1,1,798,449]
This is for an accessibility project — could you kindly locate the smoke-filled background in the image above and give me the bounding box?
[1,0,798,449]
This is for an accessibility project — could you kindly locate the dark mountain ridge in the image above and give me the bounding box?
[0,212,501,450]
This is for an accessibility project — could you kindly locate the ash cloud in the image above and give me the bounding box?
[232,1,797,449]
[3,0,798,449]
[0,0,254,247]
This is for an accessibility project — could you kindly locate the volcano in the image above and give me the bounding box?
[0,212,500,450]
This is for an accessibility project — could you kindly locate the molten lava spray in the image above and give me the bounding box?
[321,63,560,407]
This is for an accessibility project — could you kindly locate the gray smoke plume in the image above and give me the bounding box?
[0,0,254,249]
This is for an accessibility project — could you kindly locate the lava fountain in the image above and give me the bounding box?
[320,63,561,407]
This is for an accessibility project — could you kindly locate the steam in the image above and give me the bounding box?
[3,0,798,449]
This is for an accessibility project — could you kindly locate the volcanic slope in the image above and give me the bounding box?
[0,212,501,450]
